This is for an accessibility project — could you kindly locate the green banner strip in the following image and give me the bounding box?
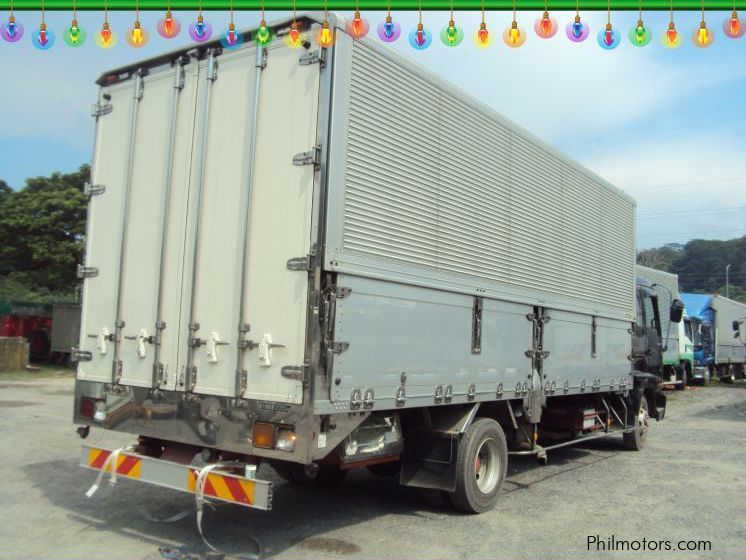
[5,0,745,9]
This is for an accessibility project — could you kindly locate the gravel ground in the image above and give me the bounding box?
[1,377,744,560]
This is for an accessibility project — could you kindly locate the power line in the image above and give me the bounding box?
[638,228,746,237]
[625,176,746,192]
[637,207,746,219]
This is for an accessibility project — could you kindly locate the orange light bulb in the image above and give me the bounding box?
[289,21,301,45]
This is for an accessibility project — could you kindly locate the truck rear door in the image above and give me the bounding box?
[180,45,319,402]
[78,43,320,405]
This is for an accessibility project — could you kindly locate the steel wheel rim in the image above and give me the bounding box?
[474,437,500,494]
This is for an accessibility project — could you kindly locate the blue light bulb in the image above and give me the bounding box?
[384,20,394,38]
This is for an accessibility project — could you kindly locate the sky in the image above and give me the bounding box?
[0,9,744,249]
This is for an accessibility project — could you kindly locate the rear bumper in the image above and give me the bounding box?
[80,444,273,510]
[73,379,320,464]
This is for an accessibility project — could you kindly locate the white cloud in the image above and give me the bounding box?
[586,136,746,248]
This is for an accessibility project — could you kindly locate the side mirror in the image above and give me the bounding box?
[669,299,684,323]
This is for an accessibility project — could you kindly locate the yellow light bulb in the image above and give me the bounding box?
[318,20,333,48]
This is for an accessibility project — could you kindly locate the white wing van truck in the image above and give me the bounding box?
[74,14,681,514]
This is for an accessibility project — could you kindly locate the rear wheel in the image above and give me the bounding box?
[446,418,507,514]
[675,364,688,391]
[623,395,650,451]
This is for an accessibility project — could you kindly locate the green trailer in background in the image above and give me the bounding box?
[636,265,694,388]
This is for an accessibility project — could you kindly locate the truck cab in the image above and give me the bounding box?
[632,279,664,375]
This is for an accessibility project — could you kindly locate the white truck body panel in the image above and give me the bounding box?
[77,42,319,403]
[711,295,746,364]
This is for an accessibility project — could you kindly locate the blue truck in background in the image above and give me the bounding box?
[681,293,746,383]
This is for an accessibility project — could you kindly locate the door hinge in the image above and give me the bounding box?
[113,360,123,383]
[286,255,313,272]
[91,102,113,118]
[293,144,321,167]
[331,341,349,354]
[299,48,326,68]
[84,183,106,196]
[77,265,99,279]
[335,287,351,299]
[153,362,165,386]
[281,365,308,384]
[70,348,92,362]
[237,368,248,394]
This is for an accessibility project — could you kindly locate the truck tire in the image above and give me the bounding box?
[447,418,507,514]
[623,395,649,451]
[675,364,688,391]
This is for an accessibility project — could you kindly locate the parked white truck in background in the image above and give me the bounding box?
[636,265,693,389]
[73,14,682,515]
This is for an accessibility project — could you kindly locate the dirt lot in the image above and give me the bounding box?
[1,375,744,560]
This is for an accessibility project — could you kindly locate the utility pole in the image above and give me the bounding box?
[726,264,731,299]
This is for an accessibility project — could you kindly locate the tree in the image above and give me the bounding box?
[0,166,89,299]
[637,235,746,304]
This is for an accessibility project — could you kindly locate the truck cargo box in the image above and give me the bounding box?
[74,14,639,467]
[711,295,746,365]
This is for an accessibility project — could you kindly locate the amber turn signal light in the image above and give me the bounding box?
[253,422,276,449]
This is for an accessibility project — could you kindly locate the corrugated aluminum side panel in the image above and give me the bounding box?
[332,41,635,320]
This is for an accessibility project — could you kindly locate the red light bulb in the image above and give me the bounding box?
[478,22,489,45]
[101,25,111,44]
[540,11,552,35]
[352,11,364,36]
[730,13,741,36]
[604,23,613,46]
[667,24,677,44]
[414,22,426,46]
[164,11,174,36]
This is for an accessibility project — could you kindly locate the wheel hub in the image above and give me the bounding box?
[474,438,500,494]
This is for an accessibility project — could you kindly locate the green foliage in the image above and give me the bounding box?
[638,236,746,303]
[0,166,89,303]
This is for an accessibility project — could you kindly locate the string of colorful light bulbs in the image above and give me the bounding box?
[2,0,744,49]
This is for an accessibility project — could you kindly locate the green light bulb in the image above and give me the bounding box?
[255,19,272,45]
[447,23,457,43]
